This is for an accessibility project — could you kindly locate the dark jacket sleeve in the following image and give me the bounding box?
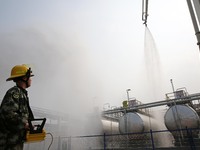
[1,89,25,131]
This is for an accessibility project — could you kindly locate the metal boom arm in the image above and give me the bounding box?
[187,0,200,50]
[142,0,149,25]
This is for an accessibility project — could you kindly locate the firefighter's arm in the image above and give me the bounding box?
[1,91,25,130]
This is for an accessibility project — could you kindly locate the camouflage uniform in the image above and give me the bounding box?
[0,86,34,150]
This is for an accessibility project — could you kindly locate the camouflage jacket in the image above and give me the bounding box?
[0,86,34,146]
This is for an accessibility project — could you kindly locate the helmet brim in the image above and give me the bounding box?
[6,74,34,81]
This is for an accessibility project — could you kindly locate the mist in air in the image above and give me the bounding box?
[0,28,99,112]
[0,1,147,115]
[0,28,106,136]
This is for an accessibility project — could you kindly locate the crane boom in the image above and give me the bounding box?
[142,0,149,25]
[187,0,200,50]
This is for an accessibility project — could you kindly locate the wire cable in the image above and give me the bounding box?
[46,132,53,150]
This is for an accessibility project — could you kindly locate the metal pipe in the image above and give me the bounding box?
[186,0,200,50]
[142,0,149,25]
[126,89,131,106]
[170,79,175,93]
[169,79,184,145]
[103,93,200,114]
[169,79,181,134]
[192,0,200,25]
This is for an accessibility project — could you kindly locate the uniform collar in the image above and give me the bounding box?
[16,85,28,95]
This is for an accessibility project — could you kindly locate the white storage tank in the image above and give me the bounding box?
[101,119,119,134]
[164,104,200,131]
[119,112,152,134]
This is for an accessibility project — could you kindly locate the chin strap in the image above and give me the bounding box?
[20,68,32,87]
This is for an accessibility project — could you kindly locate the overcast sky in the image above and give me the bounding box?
[0,0,200,114]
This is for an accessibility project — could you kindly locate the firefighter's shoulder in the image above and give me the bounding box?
[7,86,21,99]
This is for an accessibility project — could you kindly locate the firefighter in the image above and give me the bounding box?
[0,64,34,150]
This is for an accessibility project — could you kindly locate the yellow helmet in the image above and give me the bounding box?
[6,64,34,81]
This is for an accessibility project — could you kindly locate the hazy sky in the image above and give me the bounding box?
[0,0,200,114]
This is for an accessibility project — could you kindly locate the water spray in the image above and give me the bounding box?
[142,0,149,26]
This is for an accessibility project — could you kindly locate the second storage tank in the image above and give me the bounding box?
[164,104,200,131]
[164,104,200,146]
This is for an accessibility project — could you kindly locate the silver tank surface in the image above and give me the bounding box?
[164,104,200,130]
[119,112,146,133]
[101,119,119,134]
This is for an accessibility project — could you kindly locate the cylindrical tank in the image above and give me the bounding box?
[101,119,119,134]
[164,104,200,146]
[164,104,200,131]
[119,112,152,134]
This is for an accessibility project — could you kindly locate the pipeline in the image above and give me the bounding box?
[142,0,149,26]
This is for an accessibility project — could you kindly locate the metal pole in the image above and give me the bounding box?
[126,89,131,105]
[124,110,128,149]
[125,89,131,135]
[150,129,155,150]
[170,79,175,93]
[186,0,200,50]
[104,133,106,150]
[170,79,184,145]
[192,0,200,25]
[142,0,149,25]
[125,89,130,149]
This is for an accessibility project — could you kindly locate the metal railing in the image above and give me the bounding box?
[24,127,200,150]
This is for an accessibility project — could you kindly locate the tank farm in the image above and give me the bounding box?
[24,88,200,150]
[101,88,200,150]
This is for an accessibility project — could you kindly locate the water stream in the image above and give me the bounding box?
[144,26,173,147]
[144,26,162,101]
